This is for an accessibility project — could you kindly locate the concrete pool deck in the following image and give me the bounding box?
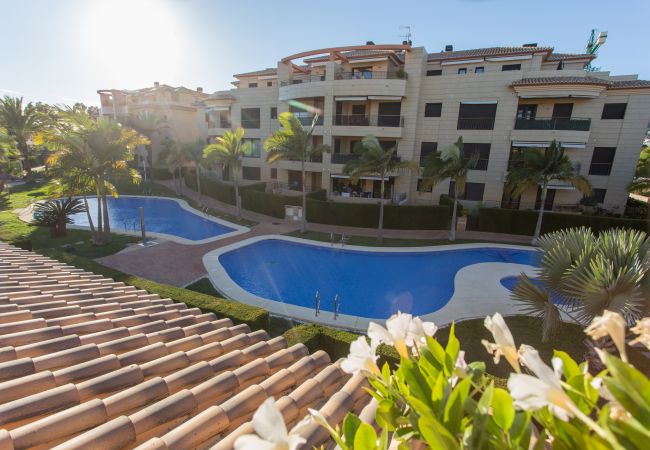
[94,180,533,287]
[203,235,538,331]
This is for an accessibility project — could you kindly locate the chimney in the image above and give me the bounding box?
[366,40,375,45]
[445,45,453,52]
[154,81,160,87]
[196,87,203,93]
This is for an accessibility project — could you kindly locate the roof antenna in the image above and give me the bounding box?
[399,25,412,46]
[585,29,607,72]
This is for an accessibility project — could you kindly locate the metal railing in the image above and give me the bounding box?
[207,120,231,129]
[457,117,496,130]
[294,113,324,126]
[279,74,326,86]
[331,154,401,164]
[334,71,407,80]
[267,181,320,193]
[514,117,591,131]
[334,114,404,127]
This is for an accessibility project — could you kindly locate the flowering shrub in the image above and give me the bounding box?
[236,311,650,449]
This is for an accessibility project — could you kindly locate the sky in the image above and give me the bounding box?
[0,0,648,106]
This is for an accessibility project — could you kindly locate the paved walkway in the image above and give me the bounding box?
[95,180,532,287]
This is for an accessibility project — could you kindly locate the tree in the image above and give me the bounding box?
[511,227,649,342]
[125,111,167,181]
[46,114,146,244]
[204,128,252,218]
[630,145,650,195]
[505,140,592,244]
[33,197,86,237]
[420,137,477,241]
[158,139,190,195]
[183,140,207,204]
[0,96,51,176]
[264,112,330,232]
[343,135,415,241]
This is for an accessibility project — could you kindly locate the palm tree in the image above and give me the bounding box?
[505,140,592,244]
[0,96,51,177]
[184,140,207,204]
[158,140,191,195]
[511,227,649,342]
[343,135,415,241]
[46,116,146,244]
[420,137,477,241]
[264,112,330,232]
[33,197,86,237]
[125,111,167,181]
[204,128,252,218]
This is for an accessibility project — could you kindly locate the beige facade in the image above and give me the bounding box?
[100,44,650,212]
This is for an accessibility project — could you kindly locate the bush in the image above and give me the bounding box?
[44,251,270,330]
[475,207,650,235]
[625,197,649,220]
[241,190,302,218]
[151,167,172,180]
[185,171,265,205]
[307,189,327,201]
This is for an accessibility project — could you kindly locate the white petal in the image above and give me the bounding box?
[289,415,312,436]
[367,322,392,346]
[519,345,560,388]
[508,374,552,411]
[252,397,288,444]
[287,434,307,450]
[386,312,412,340]
[551,356,564,379]
[234,434,278,450]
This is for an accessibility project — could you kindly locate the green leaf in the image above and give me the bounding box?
[418,414,461,450]
[491,388,515,430]
[443,377,471,434]
[353,422,378,450]
[342,413,362,447]
[400,358,433,408]
[376,399,400,431]
[477,382,494,415]
[553,350,580,379]
[603,353,650,423]
[444,322,460,375]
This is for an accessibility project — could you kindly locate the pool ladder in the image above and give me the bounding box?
[314,290,340,320]
[314,290,321,316]
[329,233,348,247]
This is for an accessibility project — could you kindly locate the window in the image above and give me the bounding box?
[601,103,627,119]
[242,138,261,157]
[458,68,467,75]
[248,83,258,88]
[270,107,277,119]
[502,64,521,71]
[270,168,277,179]
[475,67,485,74]
[291,79,303,84]
[583,189,607,204]
[242,166,261,181]
[218,110,231,128]
[463,143,491,170]
[589,147,616,175]
[424,103,442,117]
[426,69,442,76]
[448,181,485,201]
[420,142,438,166]
[417,179,432,193]
[241,108,260,128]
[267,81,273,87]
[516,104,537,120]
[457,102,497,130]
[552,103,573,118]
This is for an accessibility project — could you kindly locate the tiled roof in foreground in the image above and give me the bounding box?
[512,76,650,89]
[0,242,370,449]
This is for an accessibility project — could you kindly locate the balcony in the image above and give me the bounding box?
[331,154,401,165]
[294,113,324,126]
[207,120,231,129]
[514,117,591,131]
[335,71,407,80]
[334,114,403,127]
[279,74,326,86]
[457,117,495,130]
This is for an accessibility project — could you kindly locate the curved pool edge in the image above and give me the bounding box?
[69,195,250,245]
[203,234,539,331]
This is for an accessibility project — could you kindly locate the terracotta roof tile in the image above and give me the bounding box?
[511,76,611,86]
[233,68,277,78]
[609,79,650,89]
[546,52,595,61]
[0,242,366,448]
[427,46,553,62]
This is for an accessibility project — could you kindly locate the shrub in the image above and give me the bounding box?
[185,171,265,205]
[241,190,302,218]
[475,207,650,235]
[33,197,86,237]
[151,167,173,180]
[307,189,327,201]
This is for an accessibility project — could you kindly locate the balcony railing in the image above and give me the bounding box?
[207,120,231,129]
[294,113,324,126]
[335,71,407,80]
[279,74,326,86]
[243,149,261,158]
[331,154,401,164]
[514,117,591,131]
[457,117,496,130]
[334,114,404,127]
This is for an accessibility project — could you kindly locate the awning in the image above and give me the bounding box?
[441,59,484,66]
[206,106,230,111]
[512,141,551,148]
[331,174,389,181]
[367,95,403,101]
[330,174,350,179]
[461,100,498,105]
[547,184,576,190]
[335,96,367,101]
[560,142,587,149]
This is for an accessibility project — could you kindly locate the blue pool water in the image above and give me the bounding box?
[219,239,539,319]
[69,197,238,241]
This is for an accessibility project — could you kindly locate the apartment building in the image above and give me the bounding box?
[97,82,209,165]
[100,43,650,213]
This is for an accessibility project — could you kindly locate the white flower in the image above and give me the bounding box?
[630,317,650,351]
[368,312,437,357]
[450,350,468,387]
[341,336,380,376]
[481,313,520,372]
[585,310,628,362]
[234,397,309,450]
[508,345,576,421]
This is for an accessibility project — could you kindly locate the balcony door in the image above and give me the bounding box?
[535,187,556,210]
[378,102,402,127]
[516,104,537,120]
[552,103,573,118]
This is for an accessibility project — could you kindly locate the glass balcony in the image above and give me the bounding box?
[514,117,591,131]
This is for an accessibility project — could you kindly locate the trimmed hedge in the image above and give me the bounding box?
[474,207,650,235]
[43,251,270,331]
[284,324,399,367]
[185,171,265,205]
[151,167,172,180]
[306,199,449,230]
[242,190,302,218]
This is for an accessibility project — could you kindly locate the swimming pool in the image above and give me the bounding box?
[204,236,539,329]
[69,196,249,244]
